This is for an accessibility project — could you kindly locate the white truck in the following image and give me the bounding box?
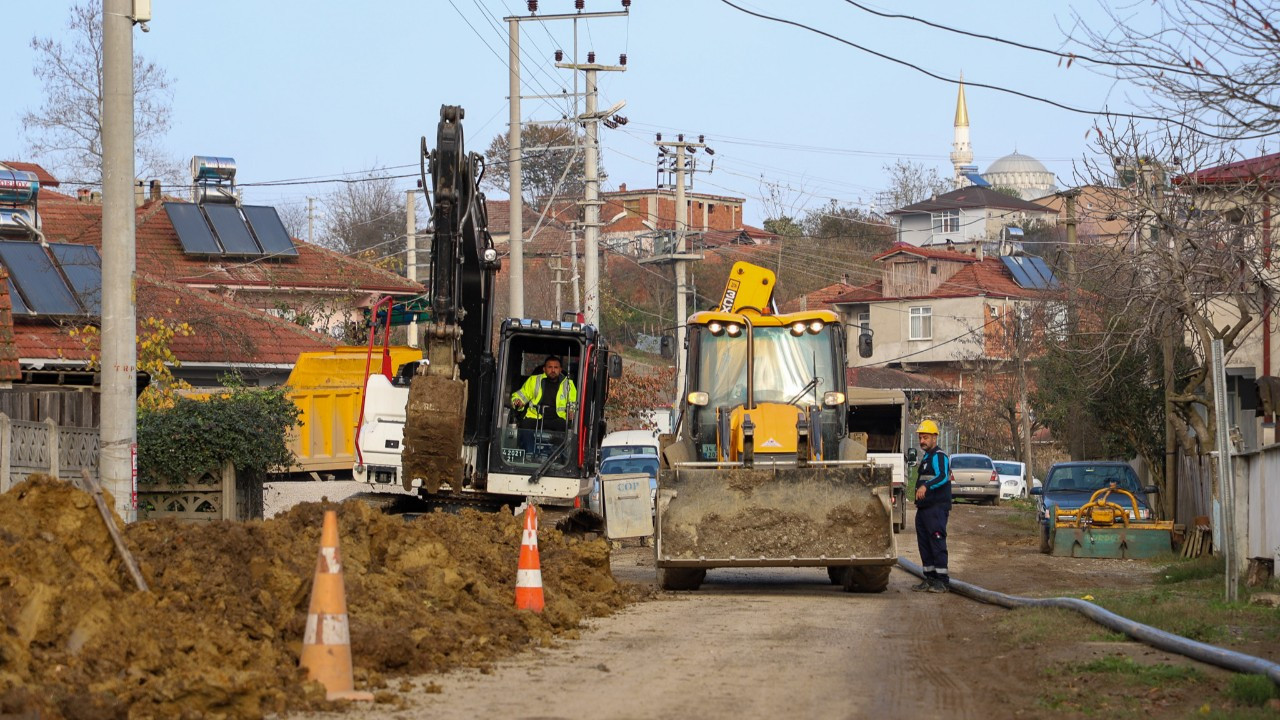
[847,387,915,533]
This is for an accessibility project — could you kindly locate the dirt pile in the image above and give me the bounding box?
[0,475,637,719]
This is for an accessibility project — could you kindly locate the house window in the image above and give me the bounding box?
[622,199,641,218]
[932,210,959,233]
[909,306,932,340]
[858,310,870,331]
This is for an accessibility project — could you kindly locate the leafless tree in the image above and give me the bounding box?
[318,172,412,272]
[1066,121,1272,463]
[1067,0,1280,142]
[21,2,181,186]
[877,159,951,211]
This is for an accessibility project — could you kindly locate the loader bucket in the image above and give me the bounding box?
[1050,525,1173,559]
[655,462,896,567]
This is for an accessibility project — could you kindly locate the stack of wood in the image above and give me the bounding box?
[1181,515,1213,558]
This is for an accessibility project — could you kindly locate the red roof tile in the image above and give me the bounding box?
[780,282,858,312]
[889,186,1053,214]
[846,366,957,392]
[2,161,59,187]
[0,267,20,381]
[829,257,1043,303]
[873,242,978,263]
[1174,152,1280,186]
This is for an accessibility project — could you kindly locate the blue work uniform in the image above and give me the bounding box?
[915,446,952,584]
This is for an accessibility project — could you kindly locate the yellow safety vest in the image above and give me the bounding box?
[512,374,578,421]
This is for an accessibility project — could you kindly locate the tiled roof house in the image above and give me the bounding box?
[2,162,425,401]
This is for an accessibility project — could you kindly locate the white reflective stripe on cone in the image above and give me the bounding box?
[516,569,542,587]
[304,613,351,645]
[522,529,538,546]
[319,547,342,574]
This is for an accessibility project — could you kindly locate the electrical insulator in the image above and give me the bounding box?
[527,0,537,11]
[619,53,627,66]
[555,49,563,61]
[698,134,705,143]
[705,147,715,156]
[656,133,662,141]
[622,0,631,6]
[575,0,584,9]
[678,134,684,142]
[587,51,596,63]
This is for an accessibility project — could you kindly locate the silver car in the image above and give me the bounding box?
[948,453,1001,505]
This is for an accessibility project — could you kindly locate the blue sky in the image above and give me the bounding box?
[2,1,1154,226]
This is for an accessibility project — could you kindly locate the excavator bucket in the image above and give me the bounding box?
[1050,525,1174,559]
[401,374,466,494]
[656,463,896,566]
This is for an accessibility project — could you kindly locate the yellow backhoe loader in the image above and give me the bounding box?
[654,262,896,591]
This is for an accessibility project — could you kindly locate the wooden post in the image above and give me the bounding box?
[44,417,59,477]
[221,460,237,521]
[0,413,10,493]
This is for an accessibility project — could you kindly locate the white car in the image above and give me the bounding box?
[993,460,1028,499]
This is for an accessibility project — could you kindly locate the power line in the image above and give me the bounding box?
[715,0,1266,143]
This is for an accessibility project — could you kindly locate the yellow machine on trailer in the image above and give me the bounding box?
[654,262,896,591]
[1049,485,1175,558]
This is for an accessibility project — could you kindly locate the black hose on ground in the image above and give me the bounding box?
[897,557,1280,685]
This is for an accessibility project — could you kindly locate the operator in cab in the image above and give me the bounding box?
[913,419,952,593]
[511,356,578,452]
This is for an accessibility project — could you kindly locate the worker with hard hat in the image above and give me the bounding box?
[913,419,952,593]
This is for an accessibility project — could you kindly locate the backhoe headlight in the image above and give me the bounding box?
[708,321,725,336]
[822,391,845,406]
[790,321,807,336]
[808,320,825,333]
[687,391,710,406]
[725,323,742,337]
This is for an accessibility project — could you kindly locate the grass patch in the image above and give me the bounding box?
[1225,674,1280,707]
[995,606,1108,646]
[1072,655,1202,685]
[1159,555,1224,584]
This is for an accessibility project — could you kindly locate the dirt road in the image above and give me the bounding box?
[310,503,1226,720]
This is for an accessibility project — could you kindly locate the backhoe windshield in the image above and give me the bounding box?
[695,325,837,409]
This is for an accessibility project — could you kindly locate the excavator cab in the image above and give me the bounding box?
[482,317,615,505]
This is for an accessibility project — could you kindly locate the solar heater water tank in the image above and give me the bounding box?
[0,170,39,205]
[191,156,237,183]
[0,208,36,236]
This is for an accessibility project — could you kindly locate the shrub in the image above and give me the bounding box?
[137,386,300,485]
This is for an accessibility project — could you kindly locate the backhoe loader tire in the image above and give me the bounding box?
[841,565,891,593]
[658,567,706,591]
[1039,523,1052,554]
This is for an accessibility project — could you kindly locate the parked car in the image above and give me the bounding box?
[587,452,660,516]
[993,460,1028,500]
[948,453,1001,505]
[599,430,660,462]
[1030,461,1158,554]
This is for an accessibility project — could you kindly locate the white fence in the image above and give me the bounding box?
[1239,443,1280,571]
[0,413,99,492]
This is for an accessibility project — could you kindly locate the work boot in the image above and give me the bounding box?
[925,579,949,594]
[911,576,934,592]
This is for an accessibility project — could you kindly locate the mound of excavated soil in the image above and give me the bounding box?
[0,475,637,719]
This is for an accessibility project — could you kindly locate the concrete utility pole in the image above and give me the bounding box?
[570,227,581,311]
[505,3,628,323]
[507,16,525,319]
[101,0,139,521]
[549,254,568,317]
[554,53,626,326]
[642,134,712,408]
[1210,339,1239,602]
[307,197,315,245]
[406,189,418,348]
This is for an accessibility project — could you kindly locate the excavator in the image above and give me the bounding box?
[654,261,897,591]
[353,105,619,514]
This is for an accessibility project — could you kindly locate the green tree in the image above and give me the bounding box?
[482,124,603,209]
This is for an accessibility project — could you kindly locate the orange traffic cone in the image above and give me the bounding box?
[515,504,545,612]
[299,510,373,702]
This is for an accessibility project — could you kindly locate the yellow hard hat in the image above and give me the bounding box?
[916,419,940,435]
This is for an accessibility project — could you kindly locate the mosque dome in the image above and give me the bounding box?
[982,150,1058,201]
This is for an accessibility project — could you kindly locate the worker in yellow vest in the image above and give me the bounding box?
[511,355,578,440]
